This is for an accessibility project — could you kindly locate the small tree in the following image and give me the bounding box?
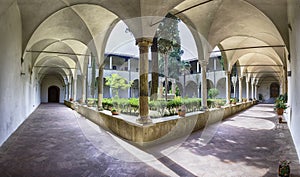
[105,74,132,98]
[208,88,219,99]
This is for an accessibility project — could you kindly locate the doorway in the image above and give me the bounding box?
[270,83,280,98]
[48,86,60,103]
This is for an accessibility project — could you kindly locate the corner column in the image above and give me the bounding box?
[136,39,152,124]
[200,60,208,109]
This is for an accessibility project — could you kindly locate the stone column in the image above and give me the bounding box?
[255,84,258,100]
[109,56,113,97]
[68,82,72,100]
[65,82,68,100]
[226,71,231,104]
[128,59,131,98]
[251,78,255,100]
[200,60,208,109]
[109,56,113,69]
[232,75,237,99]
[98,66,104,109]
[246,80,250,101]
[136,39,152,124]
[73,76,77,101]
[159,80,163,99]
[239,77,243,102]
[81,75,86,104]
[196,62,200,73]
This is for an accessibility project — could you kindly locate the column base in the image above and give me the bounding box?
[136,116,152,124]
[200,106,208,111]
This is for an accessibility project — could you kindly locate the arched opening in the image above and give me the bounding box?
[270,82,280,98]
[48,86,60,103]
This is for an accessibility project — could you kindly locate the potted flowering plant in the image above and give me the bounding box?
[275,101,287,115]
[111,108,119,115]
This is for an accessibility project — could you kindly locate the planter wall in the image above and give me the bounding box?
[64,100,255,146]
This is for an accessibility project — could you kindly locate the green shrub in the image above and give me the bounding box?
[208,88,219,99]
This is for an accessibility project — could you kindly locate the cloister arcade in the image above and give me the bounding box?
[1,0,300,164]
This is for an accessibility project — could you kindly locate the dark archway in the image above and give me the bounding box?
[270,83,280,98]
[48,86,60,103]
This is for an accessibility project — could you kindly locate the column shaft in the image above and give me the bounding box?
[82,75,86,103]
[200,61,208,109]
[73,77,77,101]
[239,77,243,102]
[98,66,104,109]
[226,71,231,104]
[137,39,152,123]
[246,81,250,101]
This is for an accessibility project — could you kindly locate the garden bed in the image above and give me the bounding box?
[64,100,254,146]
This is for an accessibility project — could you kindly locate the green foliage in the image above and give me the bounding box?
[275,94,288,110]
[105,74,132,97]
[102,98,113,109]
[277,93,288,103]
[129,98,139,108]
[157,13,183,80]
[208,88,219,99]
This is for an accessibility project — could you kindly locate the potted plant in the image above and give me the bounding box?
[232,98,236,105]
[111,108,119,115]
[178,105,186,117]
[278,160,290,177]
[275,101,287,116]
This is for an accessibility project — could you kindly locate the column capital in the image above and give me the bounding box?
[136,38,153,47]
[226,71,231,75]
[199,60,208,66]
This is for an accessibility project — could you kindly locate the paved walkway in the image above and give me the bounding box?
[0,103,299,177]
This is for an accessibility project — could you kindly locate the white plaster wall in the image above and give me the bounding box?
[0,3,40,145]
[41,76,65,103]
[288,0,300,161]
[257,80,278,102]
[216,78,226,98]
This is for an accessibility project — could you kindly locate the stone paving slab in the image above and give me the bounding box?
[0,103,299,177]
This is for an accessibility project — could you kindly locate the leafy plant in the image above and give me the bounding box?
[208,88,219,99]
[105,74,132,98]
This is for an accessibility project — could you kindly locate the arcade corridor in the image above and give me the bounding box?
[0,104,299,176]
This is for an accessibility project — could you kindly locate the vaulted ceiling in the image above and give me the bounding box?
[1,0,288,85]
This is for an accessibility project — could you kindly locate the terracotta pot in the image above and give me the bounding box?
[111,111,119,115]
[277,108,284,115]
[178,111,186,117]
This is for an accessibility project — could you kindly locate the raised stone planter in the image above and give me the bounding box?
[64,100,255,146]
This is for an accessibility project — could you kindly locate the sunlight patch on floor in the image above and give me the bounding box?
[164,148,269,177]
[224,117,275,130]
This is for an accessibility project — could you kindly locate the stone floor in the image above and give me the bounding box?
[0,103,299,177]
